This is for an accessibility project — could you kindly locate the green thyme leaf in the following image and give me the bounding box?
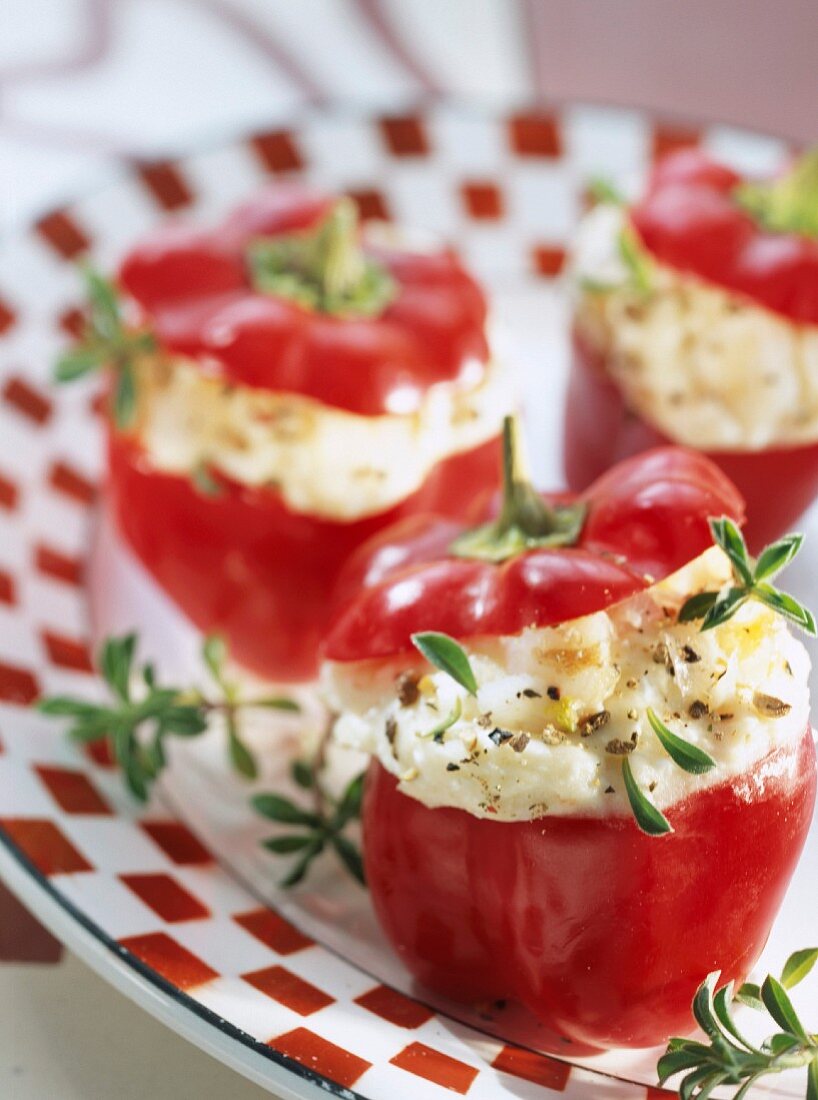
[418,696,462,742]
[55,346,105,381]
[227,724,257,780]
[646,708,716,775]
[678,590,719,623]
[251,793,321,828]
[263,834,314,854]
[622,757,673,836]
[617,225,653,294]
[781,947,818,990]
[735,982,765,1011]
[754,534,804,582]
[252,696,301,712]
[100,634,136,701]
[761,975,810,1041]
[84,265,122,341]
[700,587,749,631]
[291,760,314,789]
[710,516,754,586]
[202,634,227,682]
[411,632,478,696]
[335,772,365,826]
[113,360,137,429]
[754,584,817,636]
[332,833,366,885]
[279,837,324,887]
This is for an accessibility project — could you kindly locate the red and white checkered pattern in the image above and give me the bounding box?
[0,105,796,1098]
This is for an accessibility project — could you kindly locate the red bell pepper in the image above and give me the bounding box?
[565,148,818,549]
[97,186,504,680]
[324,421,816,1051]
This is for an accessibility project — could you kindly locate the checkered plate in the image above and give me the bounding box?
[0,103,814,1099]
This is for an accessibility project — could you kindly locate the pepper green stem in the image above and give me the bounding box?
[247,199,396,317]
[450,415,586,562]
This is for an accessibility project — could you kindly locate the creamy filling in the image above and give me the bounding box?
[571,205,818,451]
[325,547,811,820]
[129,353,508,520]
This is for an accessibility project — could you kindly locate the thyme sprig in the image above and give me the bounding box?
[54,266,155,429]
[679,519,816,636]
[38,633,298,800]
[254,761,366,887]
[658,949,818,1098]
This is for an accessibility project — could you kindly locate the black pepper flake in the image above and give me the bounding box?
[604,785,615,794]
[752,692,791,718]
[688,699,709,720]
[519,688,542,699]
[509,732,530,753]
[649,781,657,792]
[547,686,561,701]
[477,713,493,728]
[385,717,398,746]
[395,670,421,706]
[681,644,700,664]
[578,710,610,736]
[446,763,460,772]
[489,728,513,746]
[605,732,639,755]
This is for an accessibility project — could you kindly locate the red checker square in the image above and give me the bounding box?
[41,631,94,674]
[141,820,213,865]
[2,376,52,424]
[48,460,96,504]
[35,544,84,586]
[347,188,391,221]
[379,115,429,157]
[138,161,194,211]
[492,1044,570,1090]
[390,1042,478,1095]
[0,570,15,605]
[268,1027,371,1089]
[119,931,218,989]
[0,662,39,704]
[120,873,210,923]
[251,130,305,174]
[35,765,111,815]
[0,472,18,510]
[532,245,567,277]
[58,306,85,339]
[243,965,334,1016]
[0,299,16,336]
[0,818,92,874]
[36,210,90,260]
[509,112,562,157]
[354,984,433,1029]
[652,123,701,161]
[234,907,313,956]
[85,739,115,767]
[461,182,504,220]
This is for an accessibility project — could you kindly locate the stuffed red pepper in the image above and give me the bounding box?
[323,419,816,1052]
[60,187,508,681]
[566,147,818,548]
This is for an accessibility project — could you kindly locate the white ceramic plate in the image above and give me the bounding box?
[0,103,815,1100]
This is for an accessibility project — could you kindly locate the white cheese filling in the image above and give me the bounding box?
[130,353,509,521]
[325,547,811,821]
[571,205,818,451]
